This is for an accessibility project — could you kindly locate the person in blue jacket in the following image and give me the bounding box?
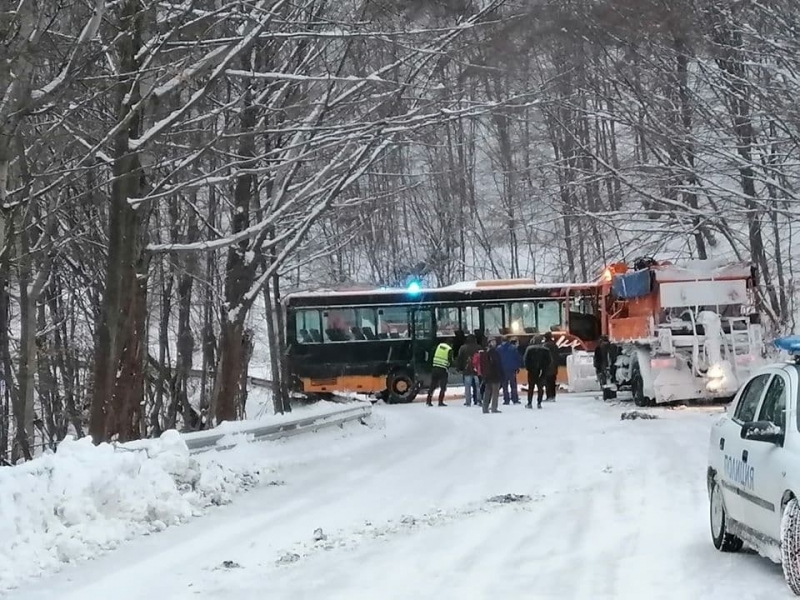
[498,337,523,405]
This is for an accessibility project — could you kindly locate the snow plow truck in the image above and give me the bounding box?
[568,258,765,406]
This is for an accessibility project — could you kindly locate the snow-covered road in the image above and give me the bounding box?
[8,395,794,599]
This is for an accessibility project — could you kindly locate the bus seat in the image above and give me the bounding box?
[299,329,313,343]
[327,328,349,342]
[351,326,366,340]
[310,329,322,343]
[362,326,378,340]
[378,332,389,340]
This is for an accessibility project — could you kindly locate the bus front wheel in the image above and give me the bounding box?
[387,370,418,404]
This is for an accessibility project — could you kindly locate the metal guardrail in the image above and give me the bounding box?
[183,404,373,454]
[187,368,273,388]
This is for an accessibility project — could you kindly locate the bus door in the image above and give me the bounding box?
[410,307,435,378]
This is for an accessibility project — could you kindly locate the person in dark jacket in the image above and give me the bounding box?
[456,334,481,407]
[480,338,503,414]
[498,338,523,405]
[542,331,559,401]
[524,337,552,409]
[594,335,611,388]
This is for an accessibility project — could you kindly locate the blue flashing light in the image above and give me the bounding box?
[774,336,800,355]
[406,280,422,296]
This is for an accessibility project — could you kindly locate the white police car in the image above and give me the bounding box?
[708,336,800,594]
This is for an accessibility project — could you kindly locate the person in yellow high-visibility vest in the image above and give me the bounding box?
[426,341,453,407]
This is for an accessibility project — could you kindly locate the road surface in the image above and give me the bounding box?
[7,395,792,599]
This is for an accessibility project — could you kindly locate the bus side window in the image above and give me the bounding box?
[537,301,561,333]
[483,306,504,336]
[509,302,536,334]
[355,308,378,340]
[294,310,321,343]
[435,307,459,337]
[460,306,480,334]
[413,309,434,339]
[377,307,409,338]
[322,309,356,342]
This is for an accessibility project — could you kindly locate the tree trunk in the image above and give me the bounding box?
[212,317,246,424]
[263,275,283,415]
[0,249,25,461]
[16,245,37,457]
[152,258,172,436]
[199,190,217,425]
[210,71,257,424]
[89,0,147,443]
[49,276,81,437]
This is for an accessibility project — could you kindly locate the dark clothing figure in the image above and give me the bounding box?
[524,343,552,409]
[457,335,481,406]
[544,373,557,400]
[527,375,546,408]
[542,333,560,401]
[594,337,611,387]
[480,343,503,413]
[498,340,522,405]
[484,381,500,414]
[426,367,449,406]
[457,337,480,374]
[480,345,503,383]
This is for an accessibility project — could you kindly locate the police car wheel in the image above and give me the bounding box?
[710,479,743,552]
[780,498,800,595]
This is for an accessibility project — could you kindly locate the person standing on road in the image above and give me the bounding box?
[542,331,560,402]
[524,336,552,409]
[594,335,611,396]
[426,341,453,407]
[480,338,503,414]
[473,341,486,407]
[498,338,523,405]
[456,334,481,407]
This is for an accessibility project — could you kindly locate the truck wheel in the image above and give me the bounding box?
[386,370,417,404]
[781,498,800,595]
[710,479,743,552]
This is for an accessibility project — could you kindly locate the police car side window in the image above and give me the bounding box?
[733,374,770,423]
[758,374,787,430]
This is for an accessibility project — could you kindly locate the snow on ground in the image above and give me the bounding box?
[0,400,373,593]
[5,394,795,599]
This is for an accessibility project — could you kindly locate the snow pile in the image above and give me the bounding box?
[0,431,261,591]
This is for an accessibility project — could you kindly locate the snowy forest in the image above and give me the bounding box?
[1,0,799,463]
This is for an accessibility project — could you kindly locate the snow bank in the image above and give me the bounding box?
[0,431,261,591]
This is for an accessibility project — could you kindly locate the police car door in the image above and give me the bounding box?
[721,372,771,525]
[745,368,792,541]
